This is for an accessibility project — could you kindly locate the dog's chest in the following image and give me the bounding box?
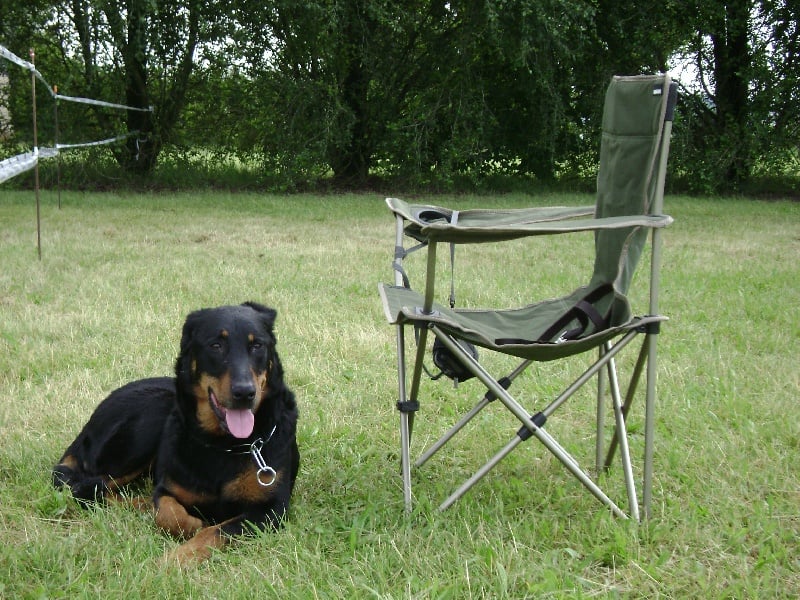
[221,461,283,503]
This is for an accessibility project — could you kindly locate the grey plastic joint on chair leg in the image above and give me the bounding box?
[396,401,420,413]
[515,411,547,441]
[483,376,512,402]
[637,321,661,335]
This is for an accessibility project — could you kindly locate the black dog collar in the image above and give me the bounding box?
[194,425,278,487]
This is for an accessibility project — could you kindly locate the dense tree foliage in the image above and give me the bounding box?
[671,0,799,191]
[1,0,224,173]
[1,0,797,192]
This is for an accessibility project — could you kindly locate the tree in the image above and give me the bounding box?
[672,0,799,192]
[235,0,600,187]
[707,0,753,187]
[749,0,800,181]
[7,0,226,174]
[88,0,209,173]
[234,0,450,186]
[4,0,795,191]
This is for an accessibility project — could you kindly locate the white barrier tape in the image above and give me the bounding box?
[0,131,140,185]
[0,44,54,95]
[56,130,140,149]
[2,44,152,112]
[0,151,39,184]
[54,94,153,112]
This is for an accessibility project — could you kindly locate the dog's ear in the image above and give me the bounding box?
[179,309,206,354]
[176,309,205,381]
[242,302,277,332]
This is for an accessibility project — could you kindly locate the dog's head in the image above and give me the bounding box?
[175,302,281,439]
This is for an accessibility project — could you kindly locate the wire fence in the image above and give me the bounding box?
[1,44,153,258]
[0,44,152,185]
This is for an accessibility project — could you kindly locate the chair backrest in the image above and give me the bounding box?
[591,75,677,294]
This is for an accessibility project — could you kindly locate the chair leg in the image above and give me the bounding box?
[604,343,639,521]
[424,327,645,518]
[397,322,438,512]
[416,397,492,469]
[395,325,414,512]
[416,355,529,469]
[439,415,629,519]
[432,328,636,518]
[596,347,607,473]
[407,326,430,431]
[438,433,523,511]
[603,340,648,470]
[400,411,413,511]
[643,334,658,519]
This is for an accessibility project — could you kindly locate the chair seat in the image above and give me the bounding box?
[379,282,666,361]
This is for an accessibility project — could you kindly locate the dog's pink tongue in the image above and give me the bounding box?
[226,409,255,439]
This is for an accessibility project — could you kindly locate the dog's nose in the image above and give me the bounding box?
[231,381,256,405]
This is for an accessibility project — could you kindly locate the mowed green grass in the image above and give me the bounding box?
[0,190,798,598]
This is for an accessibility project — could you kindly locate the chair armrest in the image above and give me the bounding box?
[386,197,672,244]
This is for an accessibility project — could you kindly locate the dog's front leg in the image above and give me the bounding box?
[163,522,228,566]
[154,494,204,539]
[163,508,284,567]
[162,514,252,566]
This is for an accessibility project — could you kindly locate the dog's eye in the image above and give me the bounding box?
[249,342,263,352]
[210,342,223,352]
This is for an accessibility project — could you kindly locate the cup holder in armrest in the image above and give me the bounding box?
[414,208,452,224]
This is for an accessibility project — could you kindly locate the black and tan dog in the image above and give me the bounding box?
[53,302,299,564]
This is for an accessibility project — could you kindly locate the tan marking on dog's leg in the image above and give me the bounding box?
[128,496,154,511]
[105,468,146,492]
[155,495,204,538]
[164,478,215,508]
[222,467,282,504]
[100,468,149,505]
[105,490,153,511]
[163,524,227,567]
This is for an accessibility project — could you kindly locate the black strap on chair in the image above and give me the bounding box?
[414,209,479,385]
[496,283,615,345]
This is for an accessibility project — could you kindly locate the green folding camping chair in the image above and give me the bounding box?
[379,74,678,520]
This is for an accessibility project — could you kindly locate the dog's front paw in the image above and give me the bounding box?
[161,525,223,567]
[162,541,211,568]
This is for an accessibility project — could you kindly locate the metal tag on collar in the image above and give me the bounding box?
[250,428,277,487]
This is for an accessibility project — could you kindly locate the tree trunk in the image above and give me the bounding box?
[330,58,371,185]
[122,0,155,173]
[711,0,752,189]
[328,0,372,186]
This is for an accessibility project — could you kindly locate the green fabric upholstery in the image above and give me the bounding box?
[380,75,673,362]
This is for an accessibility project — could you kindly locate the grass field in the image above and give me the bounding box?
[1,190,798,598]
